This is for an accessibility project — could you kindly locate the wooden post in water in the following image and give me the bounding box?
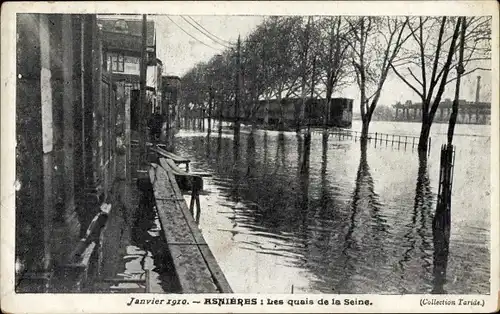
[433,144,455,287]
[189,179,202,224]
[391,134,394,146]
[145,269,151,293]
[189,185,196,217]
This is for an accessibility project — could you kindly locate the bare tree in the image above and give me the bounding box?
[390,16,491,151]
[347,16,411,138]
[316,16,352,129]
[240,25,273,125]
[266,16,303,130]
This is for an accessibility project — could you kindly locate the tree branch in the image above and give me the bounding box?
[408,67,424,87]
[445,67,491,84]
[426,16,447,107]
[390,64,425,99]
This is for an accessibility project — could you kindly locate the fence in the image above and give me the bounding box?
[310,127,432,153]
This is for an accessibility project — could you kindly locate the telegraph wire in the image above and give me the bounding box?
[186,16,236,46]
[180,16,233,49]
[167,16,224,51]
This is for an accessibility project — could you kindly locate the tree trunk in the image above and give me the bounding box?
[297,85,306,133]
[277,92,284,131]
[301,129,311,173]
[447,17,466,145]
[218,96,223,136]
[264,94,270,126]
[361,117,370,138]
[418,120,431,152]
[361,107,373,138]
[324,98,331,129]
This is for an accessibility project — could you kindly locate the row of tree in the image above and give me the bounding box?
[181,15,490,150]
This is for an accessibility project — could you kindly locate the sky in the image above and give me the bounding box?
[153,15,264,77]
[152,15,492,111]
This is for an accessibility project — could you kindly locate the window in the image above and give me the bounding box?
[109,53,124,72]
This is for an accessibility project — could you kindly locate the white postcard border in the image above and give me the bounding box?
[1,1,499,313]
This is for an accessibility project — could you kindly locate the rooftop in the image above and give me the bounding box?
[98,18,155,48]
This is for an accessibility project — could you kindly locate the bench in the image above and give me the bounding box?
[148,164,232,293]
[158,157,202,192]
[150,146,191,171]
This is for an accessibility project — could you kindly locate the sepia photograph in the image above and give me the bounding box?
[1,1,499,313]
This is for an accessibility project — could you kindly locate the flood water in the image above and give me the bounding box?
[96,168,181,293]
[172,120,491,294]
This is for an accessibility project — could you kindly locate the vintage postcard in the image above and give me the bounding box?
[1,1,499,313]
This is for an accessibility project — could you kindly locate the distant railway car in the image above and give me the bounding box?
[249,97,353,129]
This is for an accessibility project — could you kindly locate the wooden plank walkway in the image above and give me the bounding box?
[159,157,203,192]
[149,163,233,293]
[150,146,191,170]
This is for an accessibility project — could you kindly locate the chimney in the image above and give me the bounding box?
[475,76,481,103]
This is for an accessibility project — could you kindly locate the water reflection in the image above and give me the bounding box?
[431,149,451,294]
[216,136,222,164]
[205,135,211,158]
[335,140,388,293]
[295,133,310,252]
[415,152,433,278]
[246,130,256,178]
[275,132,287,172]
[397,150,434,293]
[172,124,489,294]
[263,131,268,166]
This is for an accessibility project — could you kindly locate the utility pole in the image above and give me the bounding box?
[208,85,213,136]
[234,35,241,142]
[139,14,148,165]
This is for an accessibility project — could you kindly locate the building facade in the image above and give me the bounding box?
[16,14,128,292]
[98,17,162,132]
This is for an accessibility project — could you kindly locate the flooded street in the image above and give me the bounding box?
[173,120,490,294]
[96,178,181,293]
